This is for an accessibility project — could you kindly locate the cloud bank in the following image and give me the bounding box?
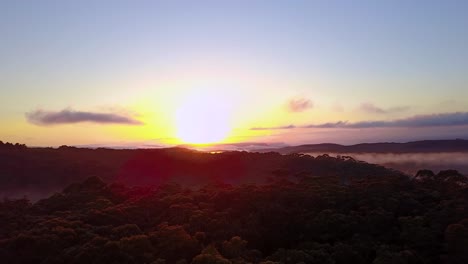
[287,98,313,112]
[26,109,143,126]
[251,112,468,130]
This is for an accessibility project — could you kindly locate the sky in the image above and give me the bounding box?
[1,0,468,147]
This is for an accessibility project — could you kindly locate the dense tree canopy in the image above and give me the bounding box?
[0,143,467,263]
[0,143,394,200]
[0,166,466,263]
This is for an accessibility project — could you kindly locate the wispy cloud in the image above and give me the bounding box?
[26,109,143,126]
[359,102,409,114]
[250,112,468,130]
[287,98,313,112]
[251,125,296,130]
[304,121,349,128]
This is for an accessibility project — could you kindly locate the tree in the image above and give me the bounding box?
[192,246,230,264]
[444,220,468,264]
[221,236,247,259]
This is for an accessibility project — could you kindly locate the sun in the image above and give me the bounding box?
[175,89,232,144]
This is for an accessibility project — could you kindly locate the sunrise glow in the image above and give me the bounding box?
[2,2,468,263]
[175,88,232,144]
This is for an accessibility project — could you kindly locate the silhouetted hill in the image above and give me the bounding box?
[263,139,468,154]
[0,142,397,200]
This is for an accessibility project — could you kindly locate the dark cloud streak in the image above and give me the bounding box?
[26,109,143,126]
[251,112,468,130]
[251,124,296,130]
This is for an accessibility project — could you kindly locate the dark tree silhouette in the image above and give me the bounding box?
[0,143,467,263]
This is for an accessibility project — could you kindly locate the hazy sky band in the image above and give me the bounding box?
[1,0,467,146]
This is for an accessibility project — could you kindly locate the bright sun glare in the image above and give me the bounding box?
[175,88,232,144]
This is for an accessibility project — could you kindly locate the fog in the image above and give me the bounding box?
[305,152,468,175]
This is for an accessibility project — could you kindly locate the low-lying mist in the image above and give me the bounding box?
[305,152,468,175]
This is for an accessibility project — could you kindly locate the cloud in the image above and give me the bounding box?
[287,98,313,112]
[251,125,296,130]
[304,121,349,128]
[250,112,468,130]
[26,109,143,126]
[348,112,468,128]
[359,102,409,114]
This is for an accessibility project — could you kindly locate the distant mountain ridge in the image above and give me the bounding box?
[260,139,468,154]
[0,142,396,200]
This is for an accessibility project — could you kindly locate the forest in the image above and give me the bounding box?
[0,142,467,263]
